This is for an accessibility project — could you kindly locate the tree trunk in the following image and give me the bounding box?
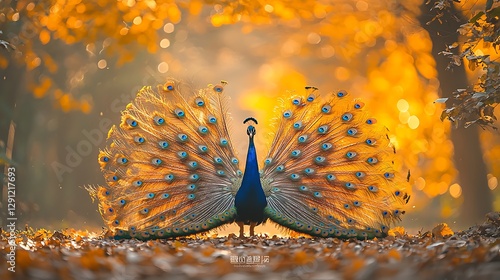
[419,1,491,227]
[0,61,22,227]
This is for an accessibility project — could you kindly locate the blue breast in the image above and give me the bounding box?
[235,137,267,224]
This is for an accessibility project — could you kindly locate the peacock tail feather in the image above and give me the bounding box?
[88,79,410,240]
[90,80,242,239]
[260,88,410,239]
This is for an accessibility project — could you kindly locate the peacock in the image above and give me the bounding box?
[88,79,410,240]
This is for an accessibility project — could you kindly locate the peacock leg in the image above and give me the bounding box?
[249,222,256,236]
[237,221,245,238]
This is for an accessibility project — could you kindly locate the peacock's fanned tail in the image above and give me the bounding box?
[94,80,242,240]
[260,88,410,239]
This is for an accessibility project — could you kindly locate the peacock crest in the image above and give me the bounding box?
[88,79,410,240]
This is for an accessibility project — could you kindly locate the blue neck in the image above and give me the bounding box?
[241,137,261,186]
[235,136,267,221]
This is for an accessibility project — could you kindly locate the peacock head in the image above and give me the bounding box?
[243,117,258,139]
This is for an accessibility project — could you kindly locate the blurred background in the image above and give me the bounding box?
[0,0,499,235]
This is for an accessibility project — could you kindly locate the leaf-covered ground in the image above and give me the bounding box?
[2,213,500,280]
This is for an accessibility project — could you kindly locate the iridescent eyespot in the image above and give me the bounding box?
[213,157,223,164]
[101,156,109,162]
[345,182,355,189]
[134,136,145,144]
[326,174,336,181]
[347,128,357,136]
[321,104,331,113]
[291,149,301,158]
[133,180,143,187]
[342,113,353,121]
[293,121,303,130]
[208,115,217,124]
[367,157,378,164]
[178,133,188,142]
[365,138,375,145]
[304,168,315,175]
[366,118,377,124]
[163,81,175,91]
[337,90,347,97]
[354,102,364,109]
[355,171,365,179]
[188,161,198,169]
[292,97,301,105]
[283,110,292,118]
[307,94,315,102]
[195,97,205,106]
[165,174,174,182]
[198,126,208,134]
[198,145,208,153]
[321,142,333,151]
[298,135,308,143]
[127,119,138,127]
[159,141,169,149]
[152,158,162,165]
[174,108,185,118]
[118,157,128,164]
[154,116,165,125]
[219,138,228,146]
[315,156,326,164]
[318,125,329,134]
[213,85,224,93]
[345,151,357,159]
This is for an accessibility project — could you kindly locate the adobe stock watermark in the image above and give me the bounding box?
[5,166,17,272]
[51,66,163,182]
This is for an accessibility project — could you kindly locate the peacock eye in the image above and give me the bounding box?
[195,97,205,106]
[337,90,347,97]
[163,81,175,91]
[213,85,224,93]
[321,104,331,114]
[342,113,353,122]
[354,102,364,109]
[174,108,185,118]
[208,115,217,124]
[283,110,292,118]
